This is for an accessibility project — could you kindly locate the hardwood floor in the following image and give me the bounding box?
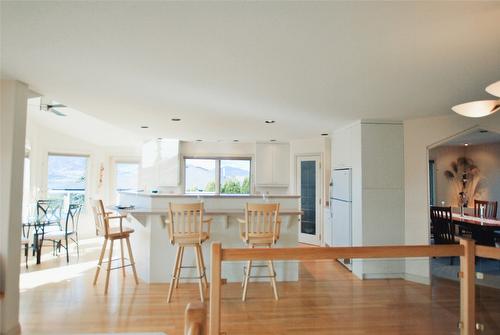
[19,238,500,334]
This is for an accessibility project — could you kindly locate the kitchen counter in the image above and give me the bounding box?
[119,191,300,198]
[118,192,301,284]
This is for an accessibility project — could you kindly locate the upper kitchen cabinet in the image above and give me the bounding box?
[256,143,290,187]
[141,138,180,188]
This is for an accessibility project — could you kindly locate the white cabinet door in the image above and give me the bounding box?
[272,143,290,186]
[157,139,180,187]
[255,143,274,185]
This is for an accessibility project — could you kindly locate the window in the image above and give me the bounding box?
[220,159,251,194]
[184,158,251,194]
[185,159,217,193]
[47,154,88,205]
[115,162,139,202]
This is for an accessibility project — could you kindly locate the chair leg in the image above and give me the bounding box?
[194,245,205,303]
[167,245,182,303]
[197,245,208,289]
[25,243,29,269]
[268,260,279,300]
[242,260,252,302]
[125,237,139,285]
[93,238,108,285]
[65,235,70,263]
[104,239,114,295]
[175,246,184,288]
[120,238,126,277]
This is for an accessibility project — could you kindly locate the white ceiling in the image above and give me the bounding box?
[2,2,500,142]
[445,129,500,146]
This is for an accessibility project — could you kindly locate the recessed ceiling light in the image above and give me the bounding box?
[196,139,203,142]
[464,143,469,146]
[171,118,181,121]
[479,130,488,133]
[233,139,239,142]
[321,133,329,136]
[140,126,149,129]
[270,139,277,142]
[265,120,275,124]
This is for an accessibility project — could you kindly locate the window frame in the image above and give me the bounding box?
[183,156,252,195]
[112,159,140,202]
[46,152,90,206]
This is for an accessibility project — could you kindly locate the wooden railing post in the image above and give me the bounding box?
[459,238,475,335]
[209,242,222,335]
[184,302,206,335]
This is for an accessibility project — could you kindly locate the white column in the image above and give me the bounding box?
[0,80,29,335]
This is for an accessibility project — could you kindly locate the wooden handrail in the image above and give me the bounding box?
[184,302,206,335]
[221,244,463,261]
[208,239,499,335]
[475,245,500,260]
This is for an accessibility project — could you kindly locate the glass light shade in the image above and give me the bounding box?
[452,100,500,118]
[486,81,500,98]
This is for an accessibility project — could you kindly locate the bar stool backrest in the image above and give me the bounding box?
[168,202,206,244]
[243,203,280,244]
[92,199,110,237]
[474,200,498,219]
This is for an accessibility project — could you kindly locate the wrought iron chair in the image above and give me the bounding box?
[33,199,63,264]
[43,203,83,263]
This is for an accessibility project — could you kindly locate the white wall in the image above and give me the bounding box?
[1,80,28,335]
[332,121,404,279]
[429,142,500,211]
[25,116,141,238]
[404,112,500,282]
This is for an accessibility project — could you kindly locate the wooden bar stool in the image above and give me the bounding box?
[166,202,212,303]
[238,203,281,301]
[91,199,139,294]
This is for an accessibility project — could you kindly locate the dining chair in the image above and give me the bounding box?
[166,202,212,303]
[238,203,281,301]
[474,200,498,219]
[430,206,457,264]
[43,203,82,263]
[92,199,139,294]
[21,236,30,269]
[33,199,63,263]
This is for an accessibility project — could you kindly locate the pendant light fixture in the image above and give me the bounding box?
[452,80,500,118]
[486,81,500,98]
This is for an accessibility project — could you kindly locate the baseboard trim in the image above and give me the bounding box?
[404,273,431,285]
[361,272,404,280]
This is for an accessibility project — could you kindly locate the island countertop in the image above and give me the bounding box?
[119,190,301,284]
[119,191,300,199]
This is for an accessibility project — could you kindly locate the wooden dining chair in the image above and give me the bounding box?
[91,199,139,294]
[474,200,498,219]
[238,203,281,301]
[430,206,457,264]
[166,202,212,303]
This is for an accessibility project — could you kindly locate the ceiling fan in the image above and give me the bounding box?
[40,103,67,117]
[452,80,500,118]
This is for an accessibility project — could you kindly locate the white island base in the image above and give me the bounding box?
[118,192,301,284]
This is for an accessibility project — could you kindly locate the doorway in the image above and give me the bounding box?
[296,155,322,245]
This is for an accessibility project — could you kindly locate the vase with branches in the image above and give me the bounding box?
[444,157,482,207]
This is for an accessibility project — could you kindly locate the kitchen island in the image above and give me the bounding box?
[116,192,301,283]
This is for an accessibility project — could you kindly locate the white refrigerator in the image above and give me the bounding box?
[330,168,352,270]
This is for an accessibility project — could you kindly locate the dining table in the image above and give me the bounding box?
[451,210,500,246]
